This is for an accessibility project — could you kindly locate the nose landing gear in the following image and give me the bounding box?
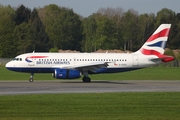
[29,73,34,82]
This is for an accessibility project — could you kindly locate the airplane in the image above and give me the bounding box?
[5,24,174,82]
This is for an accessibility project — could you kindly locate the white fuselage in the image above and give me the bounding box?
[6,52,160,74]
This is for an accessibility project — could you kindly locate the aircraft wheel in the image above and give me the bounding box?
[29,78,34,82]
[29,73,34,82]
[82,77,91,83]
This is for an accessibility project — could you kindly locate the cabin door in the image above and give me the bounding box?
[133,55,139,66]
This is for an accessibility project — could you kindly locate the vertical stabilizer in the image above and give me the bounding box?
[136,24,171,55]
[135,24,174,62]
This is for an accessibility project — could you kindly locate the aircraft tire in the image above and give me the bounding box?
[29,78,34,82]
[82,77,91,83]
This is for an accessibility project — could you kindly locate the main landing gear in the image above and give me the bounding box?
[82,76,91,82]
[82,71,91,82]
[29,73,34,82]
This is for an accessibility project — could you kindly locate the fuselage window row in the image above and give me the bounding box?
[38,59,127,62]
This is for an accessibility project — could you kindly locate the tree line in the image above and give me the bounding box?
[0,4,180,58]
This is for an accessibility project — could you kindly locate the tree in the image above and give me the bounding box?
[155,8,175,26]
[39,4,83,51]
[138,13,155,47]
[97,7,124,50]
[168,22,180,49]
[121,9,139,51]
[82,15,97,52]
[0,5,16,57]
[14,5,31,25]
[95,15,118,50]
[13,22,36,54]
[29,9,50,52]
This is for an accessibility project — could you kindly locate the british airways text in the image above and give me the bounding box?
[36,61,70,65]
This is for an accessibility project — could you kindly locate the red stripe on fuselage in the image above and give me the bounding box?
[28,56,48,58]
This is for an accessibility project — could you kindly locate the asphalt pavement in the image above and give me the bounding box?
[0,80,180,95]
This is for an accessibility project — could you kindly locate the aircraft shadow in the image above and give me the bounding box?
[61,80,132,84]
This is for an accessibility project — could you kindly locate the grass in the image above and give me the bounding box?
[0,92,180,120]
[1,66,180,80]
[1,66,180,119]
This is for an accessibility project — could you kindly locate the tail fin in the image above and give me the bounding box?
[135,24,174,62]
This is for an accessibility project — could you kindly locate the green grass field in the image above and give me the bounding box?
[0,92,180,120]
[0,66,180,80]
[1,67,180,119]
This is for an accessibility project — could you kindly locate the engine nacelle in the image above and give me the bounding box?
[53,69,81,79]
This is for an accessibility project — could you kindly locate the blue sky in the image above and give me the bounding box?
[1,0,180,17]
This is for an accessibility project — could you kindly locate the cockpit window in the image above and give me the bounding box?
[13,58,22,61]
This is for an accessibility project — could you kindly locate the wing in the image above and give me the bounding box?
[54,62,109,73]
[74,62,109,73]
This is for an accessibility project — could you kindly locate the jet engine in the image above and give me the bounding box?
[53,69,81,79]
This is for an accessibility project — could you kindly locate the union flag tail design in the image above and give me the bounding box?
[135,24,174,62]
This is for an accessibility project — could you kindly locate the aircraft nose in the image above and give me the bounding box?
[5,62,12,69]
[5,62,10,68]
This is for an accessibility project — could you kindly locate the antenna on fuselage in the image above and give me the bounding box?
[32,50,35,53]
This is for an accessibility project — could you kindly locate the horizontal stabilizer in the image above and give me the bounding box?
[149,55,174,62]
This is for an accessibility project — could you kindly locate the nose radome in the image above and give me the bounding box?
[5,62,9,68]
[5,62,11,68]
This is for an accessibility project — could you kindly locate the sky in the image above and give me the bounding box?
[1,0,180,17]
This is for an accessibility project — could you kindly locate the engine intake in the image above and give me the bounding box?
[54,69,81,79]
